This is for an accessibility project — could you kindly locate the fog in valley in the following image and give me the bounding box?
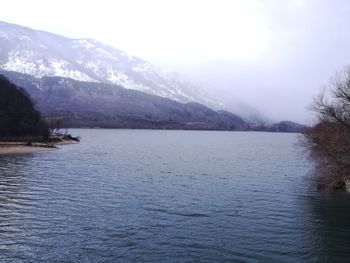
[1,0,350,123]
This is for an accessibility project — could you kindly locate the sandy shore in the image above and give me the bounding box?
[55,140,80,145]
[0,145,57,155]
[0,140,78,155]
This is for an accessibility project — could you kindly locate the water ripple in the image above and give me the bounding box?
[0,130,349,262]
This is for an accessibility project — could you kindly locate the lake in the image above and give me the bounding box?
[0,129,350,262]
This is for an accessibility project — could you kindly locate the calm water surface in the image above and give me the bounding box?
[0,129,350,262]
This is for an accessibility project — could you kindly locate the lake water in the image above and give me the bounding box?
[1,129,350,262]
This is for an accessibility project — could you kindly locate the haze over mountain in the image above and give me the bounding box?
[0,70,303,132]
[2,0,348,123]
[0,21,265,122]
[0,21,210,103]
[0,70,251,131]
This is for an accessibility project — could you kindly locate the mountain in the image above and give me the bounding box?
[0,21,226,110]
[0,70,247,130]
[0,21,302,131]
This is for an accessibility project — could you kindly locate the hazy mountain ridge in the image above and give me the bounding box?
[0,70,248,130]
[0,21,304,131]
[0,21,224,110]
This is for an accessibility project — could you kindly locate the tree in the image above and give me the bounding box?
[302,67,350,189]
[0,75,49,139]
[43,116,64,135]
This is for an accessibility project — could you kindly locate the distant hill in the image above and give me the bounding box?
[0,70,248,130]
[249,121,306,133]
[0,75,48,138]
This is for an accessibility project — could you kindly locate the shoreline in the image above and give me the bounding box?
[0,145,57,155]
[0,140,78,155]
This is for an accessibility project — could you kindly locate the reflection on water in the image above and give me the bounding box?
[0,129,349,262]
[304,192,350,261]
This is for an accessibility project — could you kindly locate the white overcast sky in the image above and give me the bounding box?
[1,0,350,122]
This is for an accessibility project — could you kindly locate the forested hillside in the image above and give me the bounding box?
[0,75,48,138]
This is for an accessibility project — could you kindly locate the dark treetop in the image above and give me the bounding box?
[0,75,48,138]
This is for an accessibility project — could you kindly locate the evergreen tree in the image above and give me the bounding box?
[0,75,49,138]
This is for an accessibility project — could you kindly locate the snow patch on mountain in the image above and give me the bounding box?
[0,31,9,39]
[3,50,38,75]
[1,50,94,82]
[50,59,95,81]
[106,71,142,90]
[72,39,94,49]
[132,62,154,73]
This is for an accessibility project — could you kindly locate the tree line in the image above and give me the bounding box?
[0,75,49,139]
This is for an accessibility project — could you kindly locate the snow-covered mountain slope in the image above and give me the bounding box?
[0,21,223,108]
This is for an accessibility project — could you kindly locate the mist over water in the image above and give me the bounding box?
[1,129,350,262]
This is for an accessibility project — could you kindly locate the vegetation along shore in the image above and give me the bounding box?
[0,75,79,154]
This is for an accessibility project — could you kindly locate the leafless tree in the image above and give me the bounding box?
[302,67,350,189]
[44,117,64,135]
